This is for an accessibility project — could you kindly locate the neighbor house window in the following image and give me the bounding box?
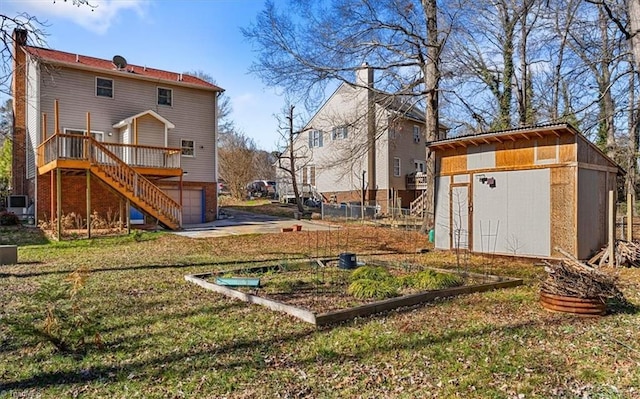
[393,157,401,177]
[181,139,195,157]
[331,126,348,140]
[158,87,173,106]
[413,125,421,143]
[96,77,113,98]
[414,160,425,173]
[308,130,323,148]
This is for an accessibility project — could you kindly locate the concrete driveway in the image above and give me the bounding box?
[173,208,339,238]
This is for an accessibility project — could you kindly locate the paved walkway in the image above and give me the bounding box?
[173,208,339,238]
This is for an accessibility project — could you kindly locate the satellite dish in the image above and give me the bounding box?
[112,55,127,69]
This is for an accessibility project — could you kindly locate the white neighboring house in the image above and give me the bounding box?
[12,29,224,228]
[276,65,442,213]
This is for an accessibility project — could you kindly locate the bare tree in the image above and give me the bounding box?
[274,104,308,214]
[218,131,259,200]
[244,0,447,229]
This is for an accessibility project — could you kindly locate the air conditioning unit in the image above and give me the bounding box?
[7,195,28,217]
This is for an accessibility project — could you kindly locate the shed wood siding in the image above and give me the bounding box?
[577,137,614,168]
[37,66,216,183]
[577,168,607,259]
[550,167,577,257]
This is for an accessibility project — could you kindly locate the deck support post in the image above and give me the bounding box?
[86,170,91,239]
[50,171,54,227]
[119,199,123,230]
[126,198,131,235]
[56,168,62,241]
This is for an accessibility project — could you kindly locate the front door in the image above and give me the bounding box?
[450,184,471,250]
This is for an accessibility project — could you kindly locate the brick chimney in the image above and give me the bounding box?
[12,28,28,196]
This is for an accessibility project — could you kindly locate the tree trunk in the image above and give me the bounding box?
[599,8,616,158]
[287,105,305,214]
[627,61,638,210]
[420,0,439,234]
[629,0,640,72]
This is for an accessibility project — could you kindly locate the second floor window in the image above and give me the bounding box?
[96,77,113,98]
[309,130,323,148]
[332,126,348,140]
[413,125,421,143]
[181,139,195,157]
[158,88,173,106]
[393,157,401,177]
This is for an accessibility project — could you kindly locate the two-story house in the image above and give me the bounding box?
[277,64,442,214]
[12,29,223,229]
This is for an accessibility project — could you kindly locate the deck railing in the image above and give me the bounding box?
[37,134,181,170]
[406,172,429,190]
[101,142,181,169]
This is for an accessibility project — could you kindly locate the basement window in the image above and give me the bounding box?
[96,77,113,98]
[181,139,195,157]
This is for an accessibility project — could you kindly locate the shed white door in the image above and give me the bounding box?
[451,185,470,249]
[164,188,203,224]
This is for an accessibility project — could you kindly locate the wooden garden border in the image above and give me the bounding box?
[184,260,524,327]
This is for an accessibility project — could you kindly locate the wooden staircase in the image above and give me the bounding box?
[410,190,429,216]
[89,139,181,230]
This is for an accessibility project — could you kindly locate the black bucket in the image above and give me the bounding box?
[338,252,357,269]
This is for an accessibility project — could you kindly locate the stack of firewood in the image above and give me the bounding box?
[587,240,640,268]
[542,248,626,301]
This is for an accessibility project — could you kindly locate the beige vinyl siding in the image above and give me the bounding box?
[136,113,165,147]
[37,65,217,183]
[388,118,426,190]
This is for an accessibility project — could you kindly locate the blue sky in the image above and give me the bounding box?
[1,0,290,151]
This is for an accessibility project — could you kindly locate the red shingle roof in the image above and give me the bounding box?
[24,46,223,92]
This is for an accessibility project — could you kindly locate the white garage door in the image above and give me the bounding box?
[164,188,203,224]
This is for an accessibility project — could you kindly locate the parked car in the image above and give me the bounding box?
[247,180,277,199]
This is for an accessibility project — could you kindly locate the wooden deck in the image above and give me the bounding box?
[36,133,183,231]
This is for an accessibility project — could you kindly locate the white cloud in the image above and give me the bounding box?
[17,0,148,35]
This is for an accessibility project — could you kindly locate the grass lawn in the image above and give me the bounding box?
[1,224,639,398]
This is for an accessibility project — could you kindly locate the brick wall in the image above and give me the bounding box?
[36,173,219,225]
[36,172,123,224]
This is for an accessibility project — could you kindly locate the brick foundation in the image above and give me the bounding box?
[36,172,218,225]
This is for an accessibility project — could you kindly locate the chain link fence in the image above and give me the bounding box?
[321,203,424,228]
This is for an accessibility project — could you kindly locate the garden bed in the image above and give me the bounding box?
[185,258,523,326]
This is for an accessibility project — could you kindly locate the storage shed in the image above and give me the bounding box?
[429,124,623,259]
